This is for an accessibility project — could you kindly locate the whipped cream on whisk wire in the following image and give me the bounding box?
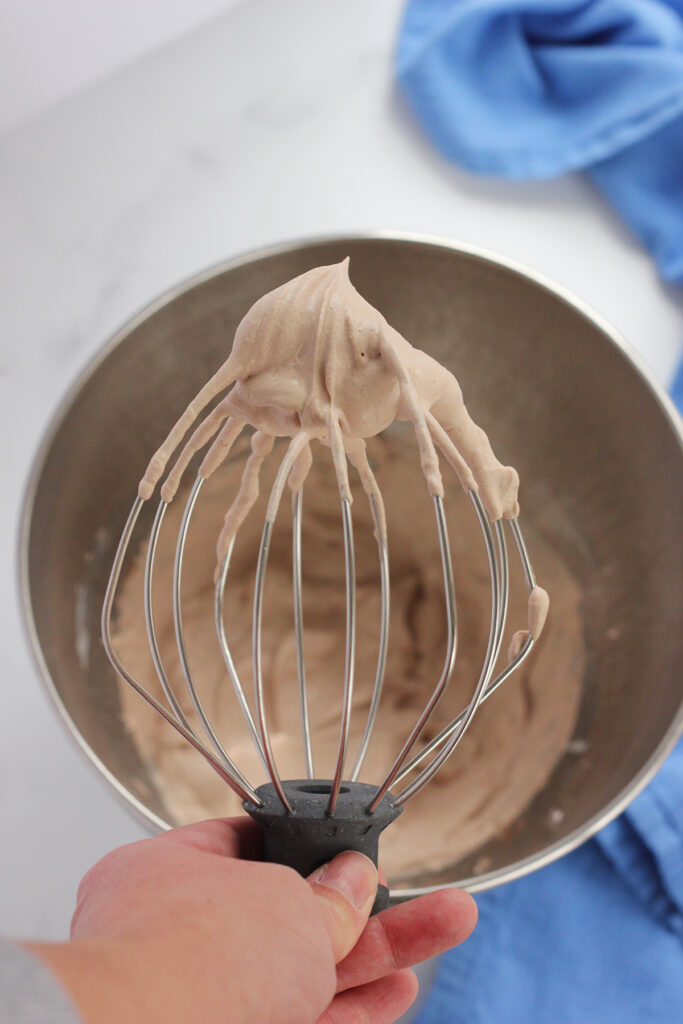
[138,259,547,646]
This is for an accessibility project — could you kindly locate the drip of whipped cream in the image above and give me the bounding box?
[138,259,547,641]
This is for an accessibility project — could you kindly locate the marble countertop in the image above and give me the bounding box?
[1,0,680,957]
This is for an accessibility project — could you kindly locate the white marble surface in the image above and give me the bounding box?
[0,0,680,972]
[0,0,245,132]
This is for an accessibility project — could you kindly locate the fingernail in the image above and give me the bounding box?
[313,851,377,910]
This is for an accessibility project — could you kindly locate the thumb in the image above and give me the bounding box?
[308,851,378,962]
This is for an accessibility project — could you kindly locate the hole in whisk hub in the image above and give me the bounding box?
[295,783,350,795]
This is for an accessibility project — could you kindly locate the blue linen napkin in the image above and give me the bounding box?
[396,0,683,286]
[395,2,683,1020]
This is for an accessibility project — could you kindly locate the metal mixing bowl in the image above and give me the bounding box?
[19,234,683,898]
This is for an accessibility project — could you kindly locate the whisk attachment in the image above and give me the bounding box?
[102,259,550,902]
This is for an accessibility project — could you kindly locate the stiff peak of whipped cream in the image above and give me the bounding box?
[140,259,520,523]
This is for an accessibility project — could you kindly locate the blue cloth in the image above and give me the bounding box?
[415,745,683,1023]
[396,0,683,286]
[674,356,683,409]
[397,2,683,1021]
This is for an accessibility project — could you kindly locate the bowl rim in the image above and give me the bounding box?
[17,230,683,897]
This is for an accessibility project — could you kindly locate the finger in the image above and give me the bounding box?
[318,969,418,1024]
[308,852,378,962]
[161,816,264,860]
[336,888,477,992]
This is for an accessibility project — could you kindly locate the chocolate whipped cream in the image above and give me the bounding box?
[115,437,583,885]
[138,259,548,648]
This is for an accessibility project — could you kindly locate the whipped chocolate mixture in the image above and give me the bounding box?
[139,260,547,643]
[115,436,583,884]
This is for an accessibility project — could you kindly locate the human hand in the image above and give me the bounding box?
[28,816,477,1024]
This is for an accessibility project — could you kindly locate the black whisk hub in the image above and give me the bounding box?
[243,780,401,915]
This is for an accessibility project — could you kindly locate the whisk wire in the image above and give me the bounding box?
[253,518,293,810]
[144,499,193,731]
[492,519,509,664]
[174,476,252,778]
[327,495,357,814]
[367,494,457,813]
[253,433,314,812]
[102,497,261,804]
[215,540,269,772]
[349,492,390,782]
[292,487,314,779]
[510,518,536,589]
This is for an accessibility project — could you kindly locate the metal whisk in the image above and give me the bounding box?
[102,262,548,912]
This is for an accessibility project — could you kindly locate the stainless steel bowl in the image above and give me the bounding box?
[19,234,683,898]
